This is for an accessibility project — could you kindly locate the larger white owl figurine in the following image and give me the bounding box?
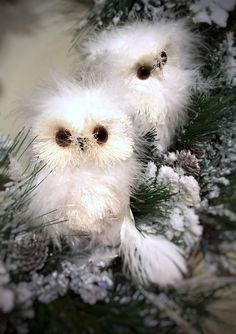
[28,79,186,287]
[80,20,200,150]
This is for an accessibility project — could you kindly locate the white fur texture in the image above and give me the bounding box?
[28,80,140,246]
[80,20,200,150]
[120,210,187,287]
[27,79,187,287]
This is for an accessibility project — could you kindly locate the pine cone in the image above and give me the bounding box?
[13,232,48,273]
[176,150,201,176]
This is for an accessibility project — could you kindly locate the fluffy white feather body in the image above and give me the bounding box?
[28,79,187,287]
[80,20,200,150]
[29,81,138,246]
[29,164,136,246]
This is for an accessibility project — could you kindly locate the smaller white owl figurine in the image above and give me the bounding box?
[80,20,200,151]
[28,79,186,288]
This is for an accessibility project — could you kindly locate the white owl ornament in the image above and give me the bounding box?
[80,20,200,151]
[28,80,186,288]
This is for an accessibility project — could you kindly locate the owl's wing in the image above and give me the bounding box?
[120,209,187,288]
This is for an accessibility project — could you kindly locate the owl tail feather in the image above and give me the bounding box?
[119,210,187,288]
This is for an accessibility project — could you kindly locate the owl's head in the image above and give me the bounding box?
[31,81,134,169]
[82,20,199,80]
[81,20,200,125]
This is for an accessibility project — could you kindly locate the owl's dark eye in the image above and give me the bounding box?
[93,126,108,144]
[160,51,167,65]
[137,65,152,80]
[55,128,72,147]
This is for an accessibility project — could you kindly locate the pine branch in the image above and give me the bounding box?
[176,89,236,150]
[27,274,236,334]
[131,179,172,222]
[74,0,136,46]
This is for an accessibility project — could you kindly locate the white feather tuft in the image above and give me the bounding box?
[120,210,187,287]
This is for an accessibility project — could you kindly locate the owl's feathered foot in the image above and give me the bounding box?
[120,210,187,288]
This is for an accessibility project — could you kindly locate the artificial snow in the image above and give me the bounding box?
[0,287,15,313]
[8,155,24,182]
[157,166,201,207]
[0,260,10,285]
[156,166,202,251]
[224,32,236,86]
[145,161,157,179]
[190,0,236,27]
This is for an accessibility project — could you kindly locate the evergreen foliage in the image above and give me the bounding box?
[1,0,236,333]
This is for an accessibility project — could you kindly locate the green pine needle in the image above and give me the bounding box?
[177,89,236,149]
[131,179,173,222]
